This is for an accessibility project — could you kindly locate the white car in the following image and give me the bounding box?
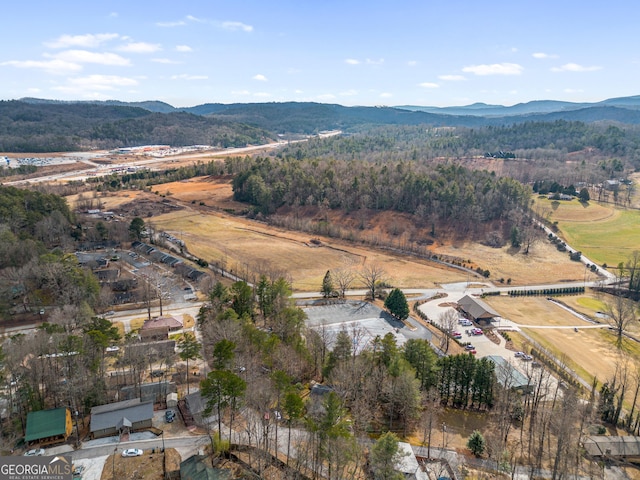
[514,351,525,358]
[105,346,120,352]
[121,448,143,457]
[24,448,45,456]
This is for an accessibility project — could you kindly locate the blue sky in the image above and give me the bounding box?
[1,1,638,108]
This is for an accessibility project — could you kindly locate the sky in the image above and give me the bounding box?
[1,0,639,108]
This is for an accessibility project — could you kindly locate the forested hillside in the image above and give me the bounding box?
[231,156,530,237]
[0,101,274,152]
[0,186,100,316]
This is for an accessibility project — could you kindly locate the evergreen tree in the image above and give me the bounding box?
[384,288,409,320]
[321,270,335,298]
[369,431,406,480]
[467,430,486,457]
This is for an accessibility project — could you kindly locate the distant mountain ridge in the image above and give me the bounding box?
[395,95,640,117]
[6,95,640,152]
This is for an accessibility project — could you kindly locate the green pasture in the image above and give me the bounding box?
[534,197,640,267]
[559,209,640,266]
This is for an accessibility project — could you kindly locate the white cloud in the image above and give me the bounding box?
[44,33,119,49]
[253,74,268,81]
[175,45,192,52]
[366,58,384,65]
[47,50,131,66]
[254,92,271,98]
[551,63,601,72]
[564,88,584,93]
[118,42,162,53]
[419,82,439,88]
[407,60,418,67]
[221,21,253,32]
[533,52,558,59]
[345,58,360,65]
[231,90,251,95]
[438,74,466,81]
[152,58,181,64]
[1,58,82,75]
[156,20,187,27]
[317,94,337,101]
[186,15,206,23]
[108,12,118,18]
[171,74,208,80]
[340,89,358,96]
[294,89,303,94]
[380,92,393,98]
[462,63,523,75]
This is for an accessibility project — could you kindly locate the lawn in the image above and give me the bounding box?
[533,196,640,266]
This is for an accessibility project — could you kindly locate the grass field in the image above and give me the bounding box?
[151,208,467,291]
[533,196,640,266]
[484,295,640,390]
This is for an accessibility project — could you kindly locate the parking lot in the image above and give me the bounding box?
[303,301,432,353]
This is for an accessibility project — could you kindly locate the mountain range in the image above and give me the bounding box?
[3,95,640,152]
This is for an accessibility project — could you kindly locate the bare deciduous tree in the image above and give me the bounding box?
[359,263,387,300]
[604,292,637,347]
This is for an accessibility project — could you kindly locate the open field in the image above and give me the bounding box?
[484,295,640,388]
[432,239,587,286]
[151,208,467,291]
[78,177,588,290]
[533,196,640,266]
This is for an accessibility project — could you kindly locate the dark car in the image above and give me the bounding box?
[165,410,176,423]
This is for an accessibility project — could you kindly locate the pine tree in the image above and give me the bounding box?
[467,430,486,457]
[321,270,335,298]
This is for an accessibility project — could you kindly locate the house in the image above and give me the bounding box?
[583,436,640,462]
[457,295,500,324]
[180,455,232,480]
[25,407,73,446]
[180,391,207,427]
[90,398,154,439]
[141,316,183,332]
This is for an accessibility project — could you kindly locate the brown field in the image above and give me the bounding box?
[484,295,640,387]
[97,176,586,290]
[150,208,466,291]
[433,240,587,286]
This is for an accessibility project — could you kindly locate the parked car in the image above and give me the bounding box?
[122,448,143,457]
[522,354,534,361]
[514,351,525,358]
[105,346,120,352]
[465,344,476,351]
[165,410,176,423]
[24,448,45,456]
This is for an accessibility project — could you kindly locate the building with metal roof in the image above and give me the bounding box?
[90,398,153,439]
[25,407,72,446]
[583,436,640,461]
[486,355,534,394]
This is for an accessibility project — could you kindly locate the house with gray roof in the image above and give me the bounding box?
[90,398,154,439]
